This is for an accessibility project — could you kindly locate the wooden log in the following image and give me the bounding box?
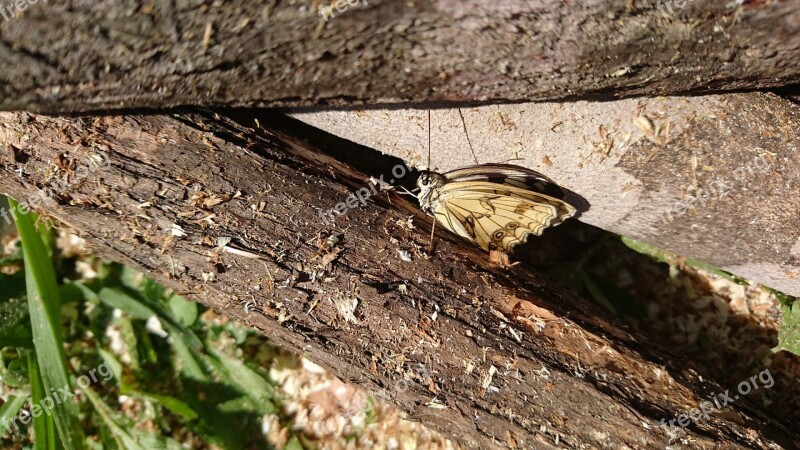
[292,92,800,296]
[0,110,796,448]
[0,1,799,111]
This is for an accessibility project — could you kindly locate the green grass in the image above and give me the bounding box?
[9,198,83,449]
[0,198,312,449]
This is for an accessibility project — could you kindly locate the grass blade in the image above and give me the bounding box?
[0,394,28,437]
[83,387,184,450]
[9,198,84,449]
[28,351,57,450]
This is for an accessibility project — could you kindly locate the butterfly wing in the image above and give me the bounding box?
[431,181,576,252]
[443,164,567,199]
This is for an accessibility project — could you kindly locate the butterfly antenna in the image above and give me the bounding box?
[427,109,436,252]
[427,109,432,170]
[458,108,480,165]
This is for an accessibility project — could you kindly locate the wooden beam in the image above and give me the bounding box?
[0,110,796,447]
[1,1,799,111]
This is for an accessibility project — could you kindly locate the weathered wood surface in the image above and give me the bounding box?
[0,111,797,448]
[1,0,799,112]
[292,92,800,296]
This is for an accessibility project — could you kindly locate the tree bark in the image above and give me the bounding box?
[1,0,799,112]
[0,110,796,448]
[293,92,800,297]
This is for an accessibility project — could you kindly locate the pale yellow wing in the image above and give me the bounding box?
[443,164,566,199]
[431,181,575,252]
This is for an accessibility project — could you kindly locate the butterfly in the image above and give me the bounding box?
[415,110,576,253]
[417,164,576,252]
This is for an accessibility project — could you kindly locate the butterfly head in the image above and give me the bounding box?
[416,170,446,214]
[416,170,446,192]
[417,170,445,188]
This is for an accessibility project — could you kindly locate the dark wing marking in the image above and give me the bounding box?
[432,183,575,251]
[442,164,567,199]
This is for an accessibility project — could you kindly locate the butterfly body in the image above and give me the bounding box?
[417,164,576,252]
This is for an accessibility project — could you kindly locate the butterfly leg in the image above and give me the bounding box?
[397,186,418,198]
[429,217,436,253]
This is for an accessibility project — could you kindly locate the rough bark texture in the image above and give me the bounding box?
[292,92,800,296]
[1,0,800,112]
[0,111,797,448]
